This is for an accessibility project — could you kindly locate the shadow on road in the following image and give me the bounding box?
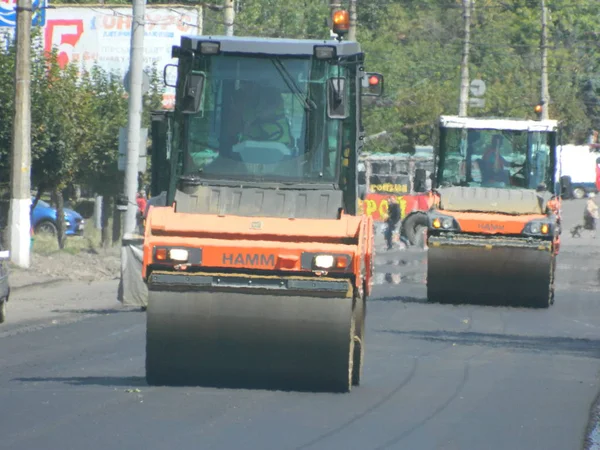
[50,307,144,315]
[370,295,429,304]
[13,376,148,387]
[378,329,600,358]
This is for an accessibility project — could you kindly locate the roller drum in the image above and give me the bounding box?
[427,235,555,308]
[146,286,355,392]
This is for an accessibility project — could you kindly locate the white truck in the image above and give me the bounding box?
[558,144,600,199]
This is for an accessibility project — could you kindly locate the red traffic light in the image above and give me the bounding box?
[534,104,543,114]
[369,75,380,86]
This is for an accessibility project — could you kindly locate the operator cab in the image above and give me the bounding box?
[161,35,383,219]
[180,54,333,180]
[436,116,559,193]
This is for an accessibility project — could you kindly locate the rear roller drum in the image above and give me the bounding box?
[146,289,356,393]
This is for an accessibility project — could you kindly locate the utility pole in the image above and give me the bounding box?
[9,0,32,268]
[123,0,146,235]
[458,0,472,117]
[197,4,203,35]
[224,0,234,36]
[348,0,357,41]
[540,0,550,120]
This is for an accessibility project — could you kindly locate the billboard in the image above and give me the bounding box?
[43,6,200,108]
[0,0,47,27]
[358,193,431,222]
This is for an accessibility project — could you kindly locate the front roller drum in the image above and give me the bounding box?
[146,289,355,392]
[427,236,555,308]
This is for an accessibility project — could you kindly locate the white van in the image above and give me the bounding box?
[558,145,600,199]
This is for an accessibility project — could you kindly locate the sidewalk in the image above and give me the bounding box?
[0,249,126,336]
[0,279,126,337]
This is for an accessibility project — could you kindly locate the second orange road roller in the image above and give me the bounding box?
[426,115,561,308]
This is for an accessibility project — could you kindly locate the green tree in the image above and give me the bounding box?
[235,0,329,39]
[30,45,87,248]
[74,66,128,248]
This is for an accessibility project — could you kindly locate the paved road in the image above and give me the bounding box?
[1,200,600,450]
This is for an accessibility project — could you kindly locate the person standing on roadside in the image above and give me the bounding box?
[385,196,401,250]
[136,191,147,234]
[584,193,599,238]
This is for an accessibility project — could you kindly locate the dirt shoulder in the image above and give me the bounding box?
[9,245,121,288]
[2,245,136,335]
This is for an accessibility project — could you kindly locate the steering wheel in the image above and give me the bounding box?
[509,163,527,187]
[256,122,285,142]
[244,112,287,142]
[511,162,526,178]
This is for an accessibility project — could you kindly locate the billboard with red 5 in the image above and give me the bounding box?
[41,6,199,108]
[44,19,84,68]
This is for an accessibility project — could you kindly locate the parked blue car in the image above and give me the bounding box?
[31,198,85,236]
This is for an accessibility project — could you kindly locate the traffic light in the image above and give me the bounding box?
[534,104,543,119]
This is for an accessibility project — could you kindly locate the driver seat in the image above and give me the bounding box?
[232,140,291,165]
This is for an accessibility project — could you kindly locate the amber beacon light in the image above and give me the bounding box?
[332,10,350,36]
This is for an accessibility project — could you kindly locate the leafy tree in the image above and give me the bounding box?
[235,0,329,39]
[74,66,128,248]
[0,32,16,185]
[0,26,163,249]
[73,63,163,248]
[30,45,89,248]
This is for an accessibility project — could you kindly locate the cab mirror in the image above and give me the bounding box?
[327,77,348,119]
[362,72,384,97]
[181,71,205,115]
[163,64,178,88]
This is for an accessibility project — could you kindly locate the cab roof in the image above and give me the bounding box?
[180,35,363,58]
[440,115,559,132]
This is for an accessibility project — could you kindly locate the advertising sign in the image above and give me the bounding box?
[0,0,47,27]
[368,174,411,194]
[43,7,199,108]
[358,193,432,222]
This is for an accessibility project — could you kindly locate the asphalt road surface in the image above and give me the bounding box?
[1,200,600,450]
